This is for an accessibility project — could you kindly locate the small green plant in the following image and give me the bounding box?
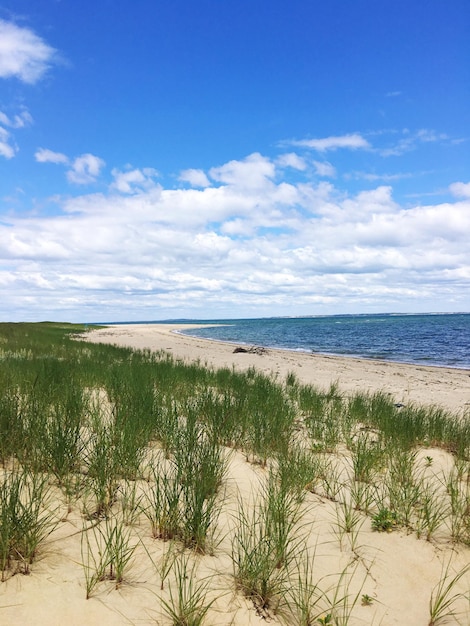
[286,371,299,389]
[157,539,178,591]
[333,500,364,552]
[384,447,420,528]
[349,432,384,484]
[319,457,344,502]
[141,460,182,541]
[119,479,143,526]
[425,456,434,467]
[82,423,120,518]
[161,552,216,626]
[415,480,449,541]
[0,469,56,579]
[231,483,298,618]
[275,444,317,502]
[317,614,332,625]
[371,508,398,532]
[263,471,304,569]
[139,535,179,591]
[428,559,470,625]
[81,516,136,598]
[322,563,366,626]
[349,480,377,514]
[81,521,107,599]
[446,468,470,544]
[101,516,136,586]
[361,593,374,606]
[288,549,325,626]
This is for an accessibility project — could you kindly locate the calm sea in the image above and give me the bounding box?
[172,314,470,369]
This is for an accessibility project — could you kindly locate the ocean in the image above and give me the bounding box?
[174,313,470,369]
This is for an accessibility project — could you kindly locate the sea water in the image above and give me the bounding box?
[175,313,470,369]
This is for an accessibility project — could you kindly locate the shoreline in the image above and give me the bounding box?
[86,323,470,415]
[175,327,467,371]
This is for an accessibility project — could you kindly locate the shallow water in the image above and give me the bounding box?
[174,313,470,369]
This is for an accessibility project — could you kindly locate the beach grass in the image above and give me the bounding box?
[1,321,470,623]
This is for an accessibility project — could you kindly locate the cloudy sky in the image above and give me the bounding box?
[1,1,469,322]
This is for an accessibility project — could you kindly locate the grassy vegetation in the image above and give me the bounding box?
[0,322,470,624]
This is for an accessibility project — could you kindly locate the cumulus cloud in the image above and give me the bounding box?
[0,19,57,84]
[313,161,336,177]
[66,154,106,184]
[35,149,106,185]
[290,133,371,152]
[179,168,211,187]
[209,152,276,188]
[2,149,470,320]
[35,147,69,164]
[276,153,307,171]
[111,167,159,193]
[0,19,57,162]
[449,181,470,198]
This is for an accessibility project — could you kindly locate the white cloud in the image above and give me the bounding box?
[289,128,448,160]
[343,186,398,217]
[380,128,447,157]
[291,133,371,152]
[0,19,57,84]
[348,170,413,182]
[0,20,56,163]
[220,218,255,237]
[313,161,336,177]
[111,167,159,193]
[0,109,32,128]
[0,107,33,159]
[2,150,470,320]
[36,149,109,186]
[35,147,69,164]
[0,126,16,158]
[179,168,211,187]
[449,181,470,198]
[276,153,307,171]
[416,129,444,142]
[66,154,106,184]
[209,152,276,188]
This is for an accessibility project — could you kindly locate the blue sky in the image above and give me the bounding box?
[1,0,469,322]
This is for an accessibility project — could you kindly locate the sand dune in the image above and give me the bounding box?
[1,324,470,625]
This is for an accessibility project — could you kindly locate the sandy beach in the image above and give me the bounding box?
[2,323,470,626]
[86,323,470,415]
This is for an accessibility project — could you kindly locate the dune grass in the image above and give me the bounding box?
[0,322,470,623]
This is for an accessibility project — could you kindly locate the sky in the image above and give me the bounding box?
[1,0,469,322]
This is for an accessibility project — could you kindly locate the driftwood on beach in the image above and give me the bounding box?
[233,345,269,355]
